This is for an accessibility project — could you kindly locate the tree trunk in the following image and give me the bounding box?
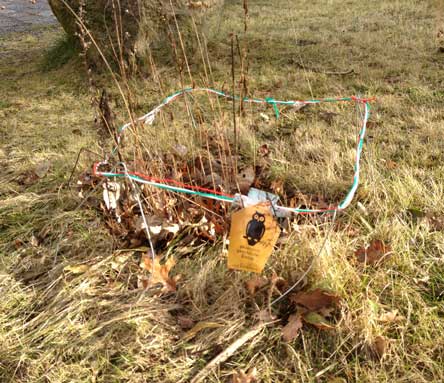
[48,0,224,68]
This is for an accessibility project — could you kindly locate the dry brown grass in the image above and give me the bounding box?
[1,1,444,382]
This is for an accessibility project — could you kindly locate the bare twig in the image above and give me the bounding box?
[294,62,355,75]
[190,322,266,383]
[231,33,238,175]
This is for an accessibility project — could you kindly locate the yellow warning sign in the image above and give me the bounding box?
[227,203,280,273]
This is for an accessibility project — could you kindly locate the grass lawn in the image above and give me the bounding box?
[1,1,444,382]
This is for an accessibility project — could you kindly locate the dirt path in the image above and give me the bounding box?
[0,0,56,34]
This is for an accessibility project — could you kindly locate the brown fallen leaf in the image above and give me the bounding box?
[270,179,284,194]
[254,309,277,324]
[270,272,288,294]
[258,144,270,157]
[141,254,178,292]
[231,367,258,383]
[425,213,444,231]
[318,306,336,318]
[372,335,387,359]
[282,313,303,342]
[245,276,268,296]
[385,160,398,170]
[17,170,39,186]
[302,311,334,330]
[177,315,195,330]
[289,288,341,311]
[14,239,24,249]
[355,240,392,265]
[236,166,255,194]
[378,309,405,324]
[34,160,51,178]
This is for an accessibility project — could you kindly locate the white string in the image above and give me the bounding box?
[120,162,156,277]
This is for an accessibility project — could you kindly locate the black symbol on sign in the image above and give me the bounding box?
[244,211,266,246]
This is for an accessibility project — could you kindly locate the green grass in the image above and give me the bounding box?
[1,1,444,382]
[41,34,79,71]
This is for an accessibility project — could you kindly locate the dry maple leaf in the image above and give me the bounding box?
[372,335,387,359]
[245,276,268,295]
[355,240,392,265]
[289,288,341,311]
[282,313,303,342]
[231,367,258,383]
[141,255,178,292]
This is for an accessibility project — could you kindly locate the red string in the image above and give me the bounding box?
[351,96,376,103]
[93,163,234,198]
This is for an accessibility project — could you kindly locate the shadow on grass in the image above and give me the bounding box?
[41,33,79,71]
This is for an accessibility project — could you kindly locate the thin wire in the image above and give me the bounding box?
[120,162,156,275]
[271,209,338,306]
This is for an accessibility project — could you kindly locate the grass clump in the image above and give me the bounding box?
[1,0,444,382]
[41,33,78,71]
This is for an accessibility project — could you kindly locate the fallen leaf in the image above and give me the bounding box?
[103,182,121,210]
[372,335,387,359]
[173,144,188,157]
[254,309,277,323]
[289,288,341,311]
[231,367,258,383]
[17,170,39,186]
[386,160,398,170]
[425,214,444,231]
[30,235,39,247]
[182,321,223,341]
[378,309,405,324]
[258,144,270,157]
[291,101,306,111]
[141,254,178,292]
[236,166,255,194]
[270,272,288,293]
[318,306,335,318]
[319,111,338,125]
[413,275,430,285]
[270,179,284,194]
[111,253,131,271]
[177,315,195,330]
[355,240,392,265]
[188,1,208,10]
[260,112,270,121]
[245,276,268,295]
[34,160,51,178]
[302,311,334,330]
[282,313,303,342]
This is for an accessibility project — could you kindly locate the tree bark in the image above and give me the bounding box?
[47,0,224,67]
